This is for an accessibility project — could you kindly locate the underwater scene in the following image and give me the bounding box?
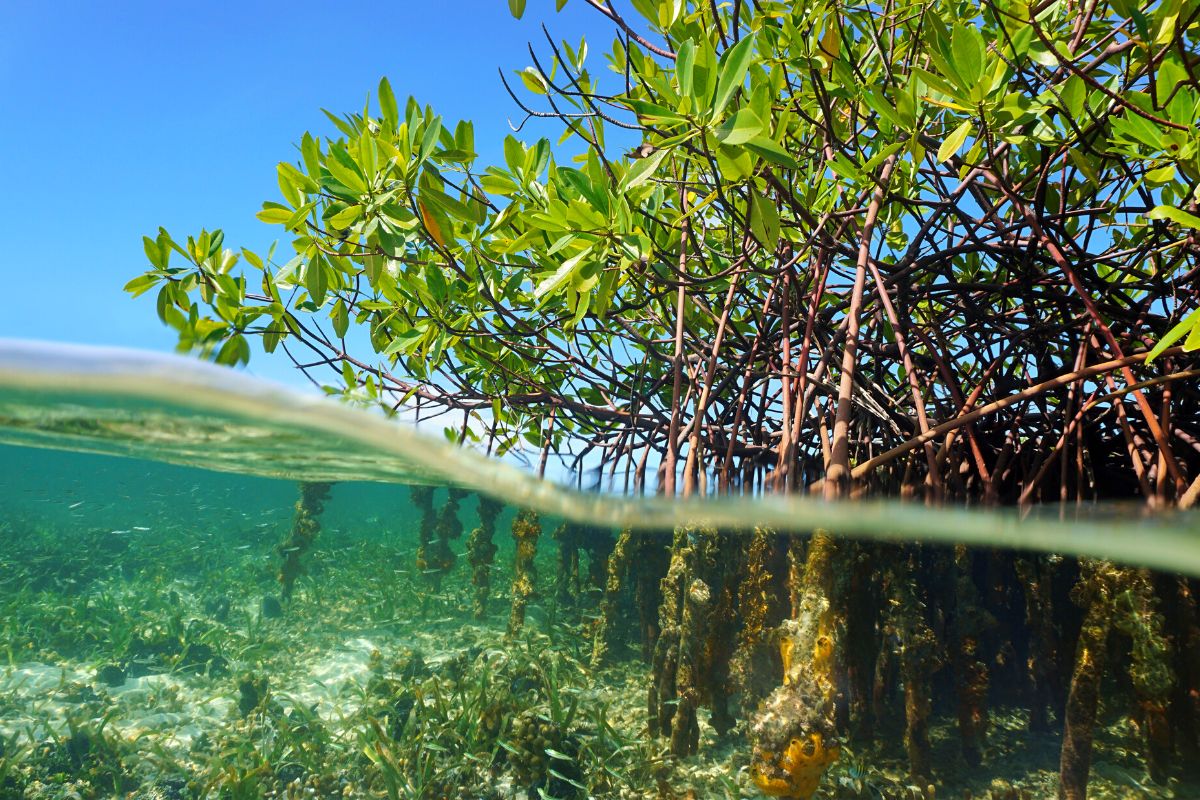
[0,345,1199,800]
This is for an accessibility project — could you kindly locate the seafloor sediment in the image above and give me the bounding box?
[0,512,1193,799]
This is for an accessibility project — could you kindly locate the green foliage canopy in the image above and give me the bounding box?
[128,0,1200,498]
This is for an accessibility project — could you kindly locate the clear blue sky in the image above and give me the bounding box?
[0,1,608,386]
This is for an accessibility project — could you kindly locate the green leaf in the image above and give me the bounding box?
[519,67,548,95]
[534,245,593,301]
[322,109,357,138]
[359,132,378,179]
[1059,75,1085,118]
[1144,165,1176,184]
[744,135,800,169]
[503,136,524,174]
[1148,205,1200,229]
[1147,308,1200,362]
[558,166,603,209]
[623,98,686,126]
[142,236,168,269]
[301,133,322,178]
[331,299,349,339]
[619,147,670,191]
[508,0,525,19]
[378,77,398,130]
[690,36,719,109]
[911,66,964,104]
[305,256,328,306]
[419,117,442,163]
[285,202,315,232]
[949,23,986,89]
[382,328,423,358]
[862,88,905,130]
[325,148,368,195]
[937,119,973,163]
[274,255,304,287]
[241,248,263,269]
[453,120,475,156]
[750,192,780,248]
[329,204,363,230]
[658,0,683,27]
[1188,319,1200,351]
[675,39,696,99]
[278,161,319,195]
[262,320,283,353]
[568,289,590,328]
[425,263,449,302]
[716,108,764,146]
[256,205,295,225]
[123,273,160,298]
[712,34,757,115]
[215,334,250,367]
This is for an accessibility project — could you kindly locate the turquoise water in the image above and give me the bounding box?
[1,341,1199,799]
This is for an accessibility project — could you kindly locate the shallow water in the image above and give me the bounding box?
[1,340,1199,799]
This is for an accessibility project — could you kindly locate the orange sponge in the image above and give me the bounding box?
[751,733,839,799]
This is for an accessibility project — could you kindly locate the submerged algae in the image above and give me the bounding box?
[0,468,1198,799]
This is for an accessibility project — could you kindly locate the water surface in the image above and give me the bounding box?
[1,340,1197,800]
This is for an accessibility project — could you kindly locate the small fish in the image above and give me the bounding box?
[110,530,131,535]
[68,501,84,509]
[132,526,150,531]
[234,545,252,550]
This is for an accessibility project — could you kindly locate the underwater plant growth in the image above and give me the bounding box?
[3,444,1200,799]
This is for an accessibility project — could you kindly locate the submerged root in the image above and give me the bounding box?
[1015,556,1061,733]
[592,527,633,667]
[749,532,840,799]
[649,525,731,755]
[411,485,437,592]
[506,508,541,637]
[894,556,938,783]
[730,528,788,715]
[427,487,466,590]
[467,495,502,619]
[278,481,332,603]
[951,546,995,767]
[581,526,614,596]
[1059,561,1123,800]
[553,522,583,606]
[1115,569,1175,783]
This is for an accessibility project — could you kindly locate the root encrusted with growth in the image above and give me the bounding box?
[506,508,541,637]
[278,481,332,602]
